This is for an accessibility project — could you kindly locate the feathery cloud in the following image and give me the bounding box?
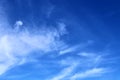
[59,46,79,55]
[49,51,108,80]
[49,62,78,80]
[70,68,108,80]
[0,20,67,75]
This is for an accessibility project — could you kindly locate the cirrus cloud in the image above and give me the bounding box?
[0,19,67,75]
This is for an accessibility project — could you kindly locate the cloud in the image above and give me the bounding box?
[78,52,96,57]
[14,20,23,32]
[59,46,79,55]
[49,62,78,80]
[70,68,108,80]
[15,20,23,26]
[48,53,107,80]
[0,19,67,75]
[77,52,103,67]
[59,41,94,55]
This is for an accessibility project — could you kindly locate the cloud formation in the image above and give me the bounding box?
[0,19,67,75]
[49,62,78,80]
[59,46,79,55]
[48,52,109,80]
[70,68,107,80]
[0,1,113,79]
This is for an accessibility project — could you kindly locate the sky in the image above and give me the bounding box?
[0,0,120,80]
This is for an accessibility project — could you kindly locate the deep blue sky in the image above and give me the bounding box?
[0,0,120,80]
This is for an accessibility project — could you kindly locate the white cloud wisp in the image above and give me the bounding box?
[70,68,107,80]
[0,20,67,75]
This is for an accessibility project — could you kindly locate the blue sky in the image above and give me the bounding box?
[0,0,120,80]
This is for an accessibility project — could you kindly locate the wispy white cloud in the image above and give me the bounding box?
[15,20,23,26]
[0,3,68,75]
[70,68,108,80]
[59,40,94,55]
[49,62,78,80]
[59,46,79,55]
[48,53,108,80]
[49,50,110,80]
[14,20,23,32]
[78,52,103,67]
[78,52,96,57]
[0,19,67,75]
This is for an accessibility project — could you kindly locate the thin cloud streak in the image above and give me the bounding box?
[49,52,108,80]
[70,68,108,80]
[59,46,79,55]
[49,62,78,80]
[59,41,94,55]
